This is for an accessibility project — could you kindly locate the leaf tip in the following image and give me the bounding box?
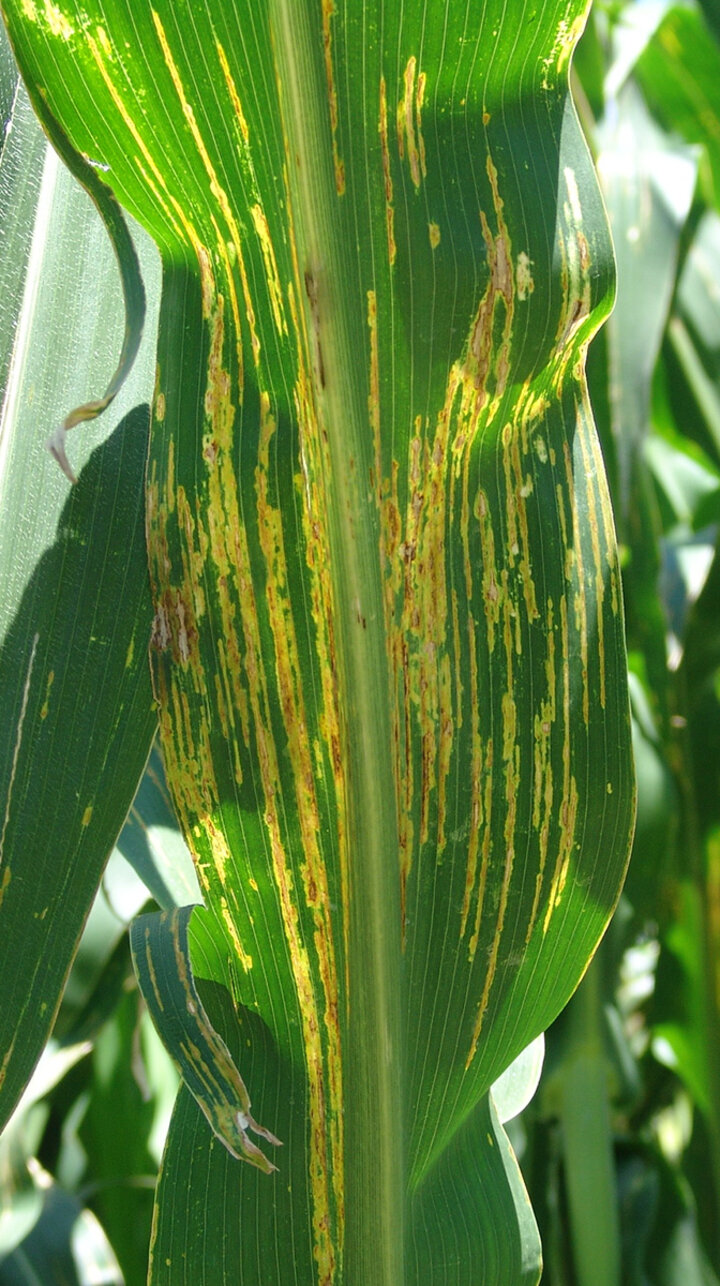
[47,424,78,484]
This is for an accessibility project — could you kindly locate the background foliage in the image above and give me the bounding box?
[1,0,719,1283]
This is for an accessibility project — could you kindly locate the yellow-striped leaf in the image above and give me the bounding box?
[1,0,636,1280]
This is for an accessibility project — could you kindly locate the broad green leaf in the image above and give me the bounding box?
[644,435,720,536]
[147,951,542,1286]
[652,880,714,1117]
[0,37,160,1131]
[1,0,635,1280]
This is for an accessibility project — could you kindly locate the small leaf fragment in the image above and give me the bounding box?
[130,906,281,1173]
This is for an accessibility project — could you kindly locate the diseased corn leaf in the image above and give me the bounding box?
[148,924,542,1286]
[130,905,281,1173]
[1,0,635,1280]
[0,28,159,1132]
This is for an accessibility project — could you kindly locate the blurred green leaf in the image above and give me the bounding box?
[0,1177,123,1286]
[79,987,175,1286]
[597,81,696,709]
[0,1041,90,1261]
[637,6,720,212]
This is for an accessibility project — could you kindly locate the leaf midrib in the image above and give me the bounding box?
[270,4,405,1281]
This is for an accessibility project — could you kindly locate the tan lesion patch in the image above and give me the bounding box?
[397,56,427,189]
[516,251,534,300]
[38,1,73,39]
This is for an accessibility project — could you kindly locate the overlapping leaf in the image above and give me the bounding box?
[1,1,635,1281]
[0,27,160,1132]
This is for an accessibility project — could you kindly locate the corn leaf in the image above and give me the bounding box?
[1,0,636,1280]
[0,30,160,1132]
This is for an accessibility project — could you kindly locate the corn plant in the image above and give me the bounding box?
[0,1,635,1282]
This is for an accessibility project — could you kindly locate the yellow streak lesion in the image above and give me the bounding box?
[86,30,190,250]
[152,12,261,367]
[384,151,525,949]
[466,736,513,1067]
[526,604,556,942]
[215,40,250,144]
[460,157,515,412]
[255,396,344,1216]
[465,597,520,1063]
[96,25,113,59]
[541,14,586,88]
[379,77,396,266]
[322,0,345,195]
[250,204,287,336]
[40,670,54,719]
[459,452,484,940]
[286,209,350,987]
[502,420,539,624]
[579,408,609,707]
[566,438,589,725]
[516,251,534,300]
[543,592,578,930]
[153,356,341,1253]
[270,222,347,1269]
[367,290,381,500]
[475,489,500,652]
[397,56,427,189]
[0,866,11,912]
